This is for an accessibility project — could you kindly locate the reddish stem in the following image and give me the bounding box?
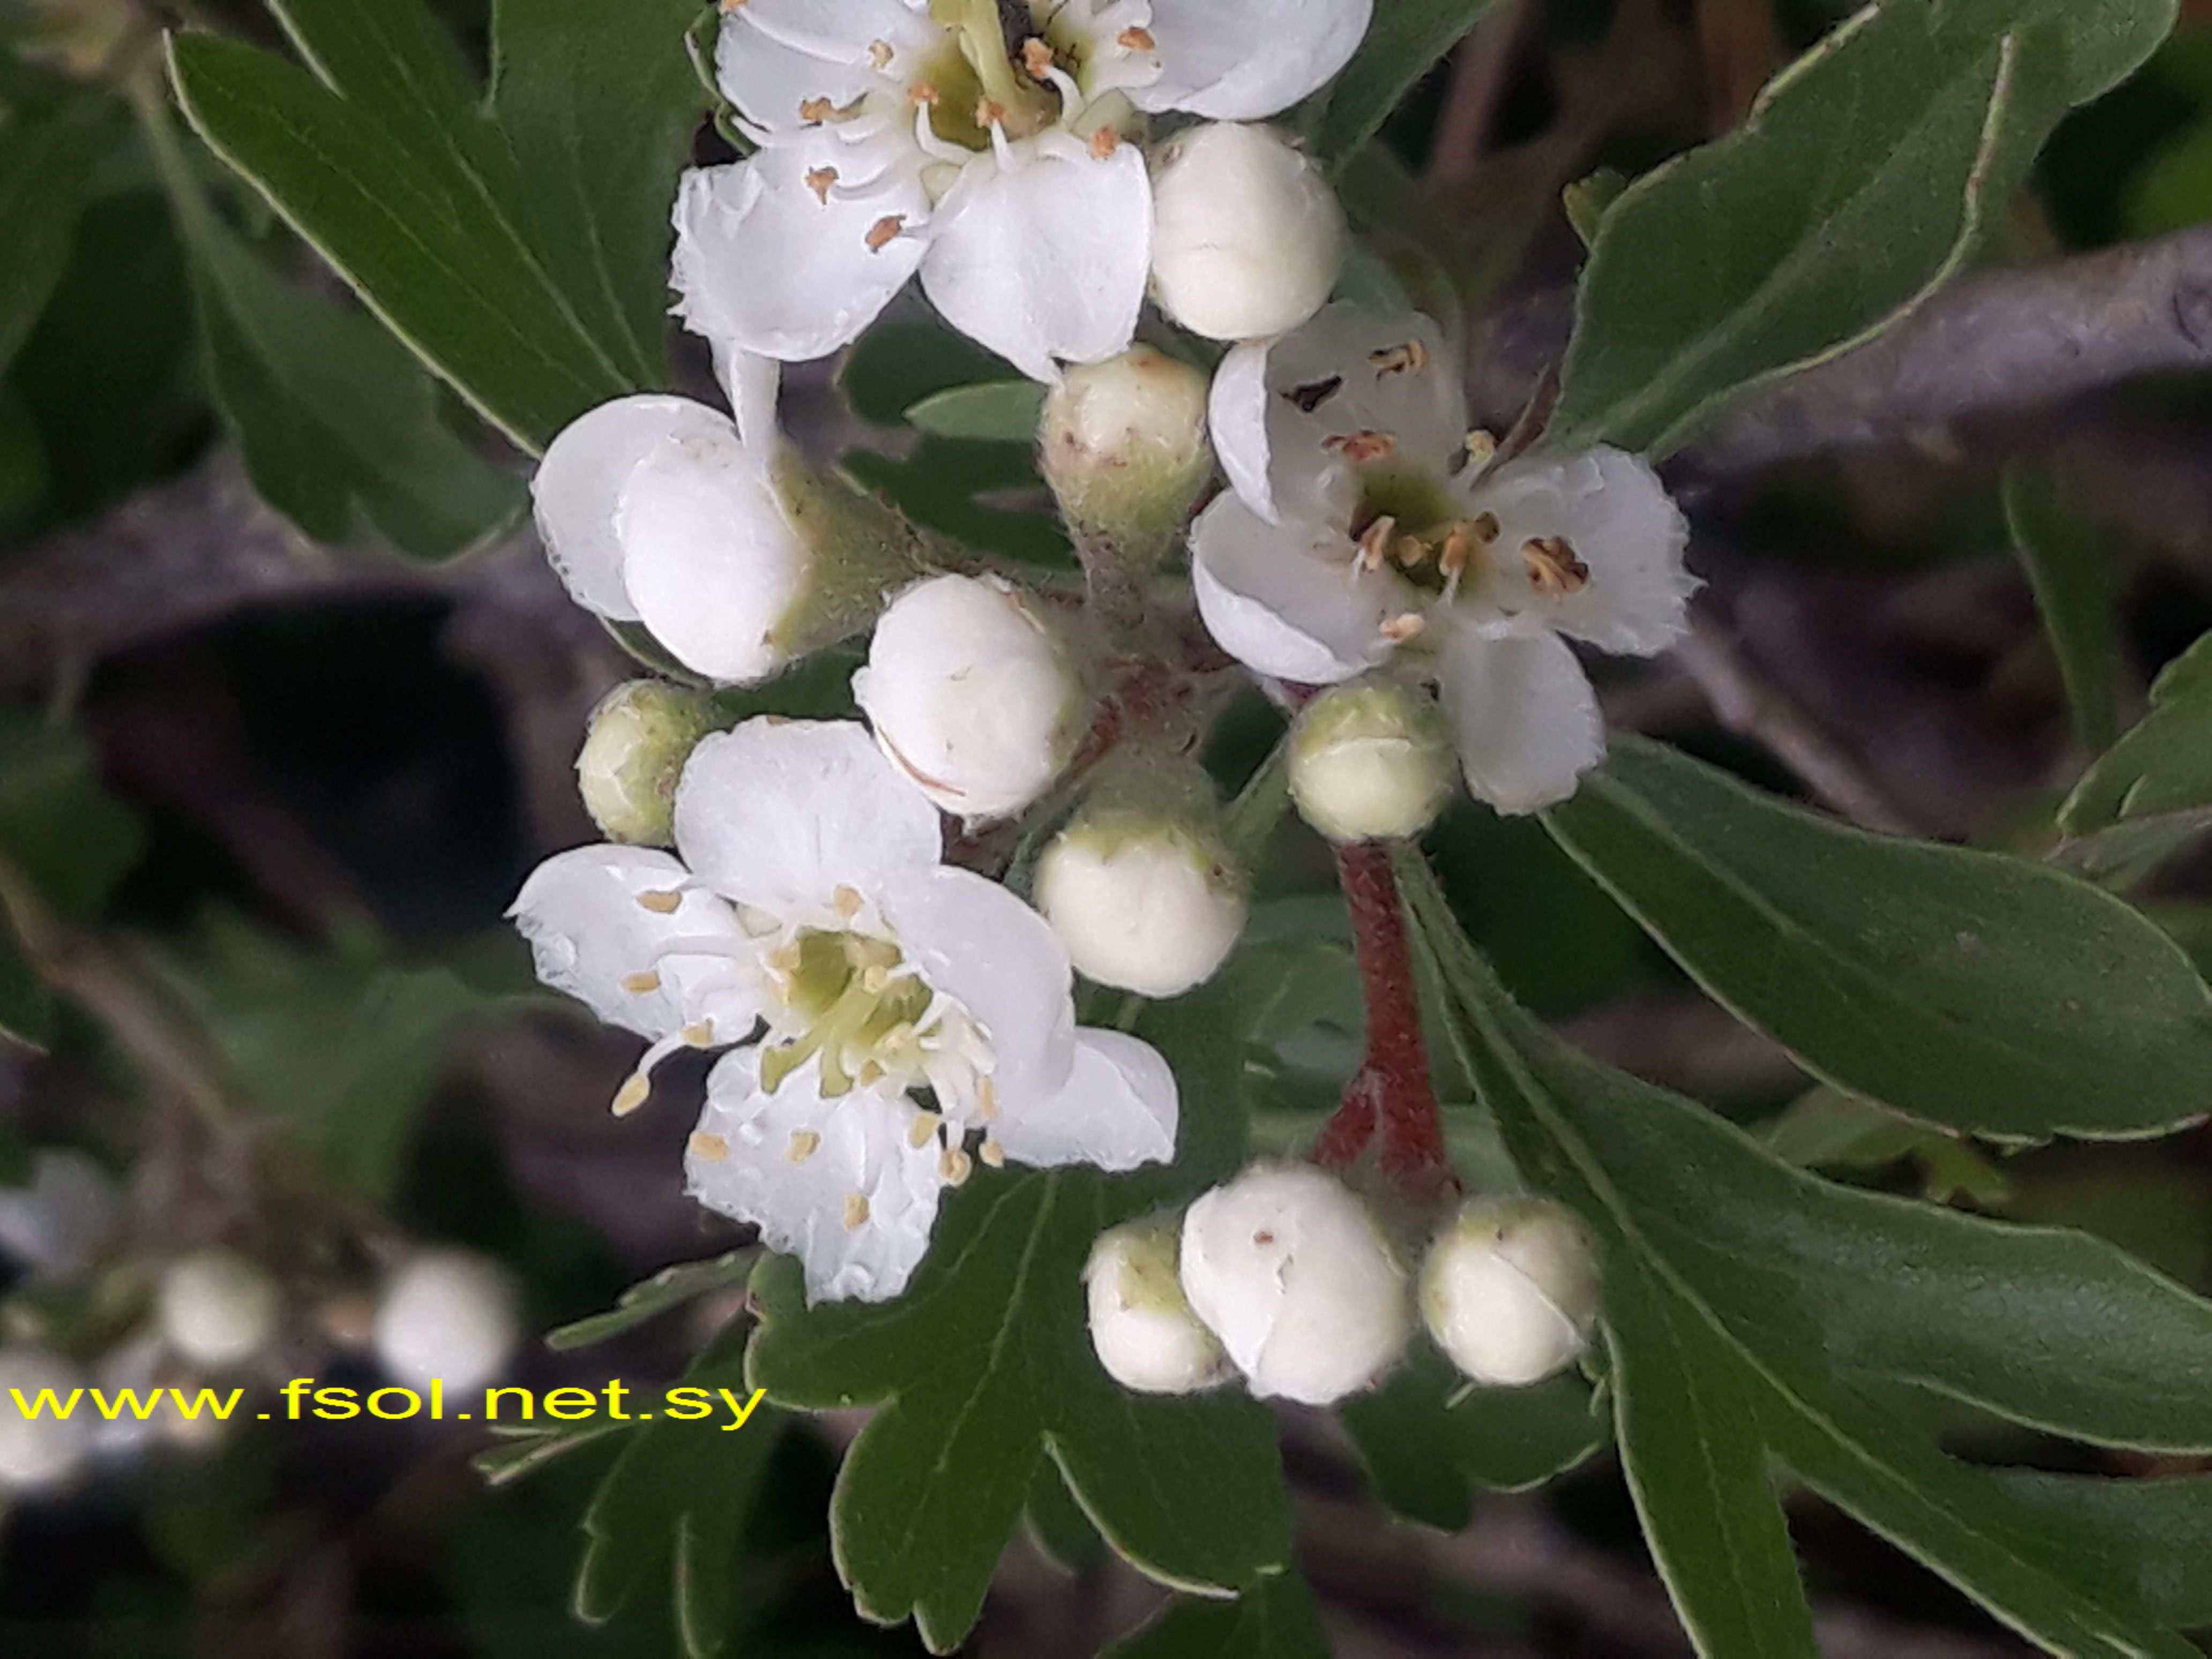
[1313,844,1455,1198]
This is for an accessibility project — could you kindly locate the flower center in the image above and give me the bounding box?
[924,0,1058,144]
[759,928,938,1097]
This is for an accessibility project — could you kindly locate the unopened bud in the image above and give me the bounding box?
[1040,348,1213,565]
[0,1150,121,1283]
[852,574,1084,821]
[0,1349,92,1490]
[1084,1218,1231,1395]
[158,1248,281,1371]
[1421,1198,1601,1387]
[1149,123,1346,342]
[1178,1163,1411,1405]
[577,680,717,846]
[1289,679,1455,842]
[372,1249,520,1398]
[1035,763,1246,998]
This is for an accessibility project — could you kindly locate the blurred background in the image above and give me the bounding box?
[5,0,2212,1652]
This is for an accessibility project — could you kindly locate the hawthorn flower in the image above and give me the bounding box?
[156,1249,282,1371]
[1148,122,1345,341]
[373,1250,521,1398]
[510,718,1178,1303]
[532,356,917,684]
[1085,1216,1229,1394]
[674,0,1373,381]
[1420,1198,1601,1386]
[1194,304,1695,812]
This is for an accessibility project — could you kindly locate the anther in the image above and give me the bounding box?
[1381,612,1427,642]
[620,970,663,995]
[1089,128,1122,160]
[980,1139,1006,1168]
[1464,430,1498,469]
[866,215,907,252]
[787,1130,821,1164]
[908,80,940,106]
[1020,38,1053,77]
[1324,430,1396,464]
[637,890,683,915]
[805,166,839,203]
[868,38,894,68]
[1355,515,1396,574]
[611,1075,651,1118]
[842,1192,871,1230]
[1521,536,1591,597]
[690,1132,730,1163]
[861,964,890,993]
[940,1147,973,1186]
[682,1021,718,1048]
[907,1111,941,1150]
[1439,526,1474,581]
[1370,341,1428,376]
[1118,25,1156,50]
[975,96,1007,129]
[976,1077,999,1122]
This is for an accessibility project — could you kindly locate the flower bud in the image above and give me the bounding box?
[1149,123,1346,342]
[1420,1198,1601,1387]
[372,1249,520,1398]
[1034,763,1246,998]
[1178,1163,1410,1405]
[851,574,1084,821]
[1084,1218,1231,1395]
[0,1149,121,1282]
[158,1248,281,1371]
[1289,679,1456,843]
[0,1348,93,1491]
[576,680,718,846]
[1040,347,1213,564]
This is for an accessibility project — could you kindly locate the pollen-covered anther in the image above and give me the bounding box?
[940,1147,974,1186]
[907,1111,941,1150]
[690,1132,730,1163]
[804,166,839,203]
[1117,25,1156,50]
[799,94,865,124]
[1464,430,1498,469]
[787,1129,822,1164]
[620,970,662,996]
[980,1138,1006,1168]
[682,1021,718,1048]
[1020,37,1054,77]
[1370,341,1428,377]
[868,38,894,68]
[975,96,1007,129]
[611,1076,652,1118]
[1089,128,1122,160]
[1381,612,1426,643]
[842,1192,871,1230]
[1522,535,1591,597]
[637,889,684,915]
[1325,430,1396,465]
[866,215,907,253]
[1439,526,1474,582]
[833,884,864,921]
[907,80,940,107]
[1355,515,1397,574]
[976,1077,999,1122]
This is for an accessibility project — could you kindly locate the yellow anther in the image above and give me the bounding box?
[1439,526,1474,582]
[842,1192,871,1230]
[1117,25,1156,50]
[787,1129,822,1164]
[940,1147,973,1186]
[976,1078,999,1122]
[1381,613,1427,643]
[866,215,907,252]
[620,970,662,995]
[833,884,864,920]
[805,166,839,203]
[682,1021,717,1048]
[1370,340,1428,377]
[907,1111,941,1149]
[979,1139,1006,1169]
[1464,430,1498,469]
[1356,515,1396,574]
[690,1132,730,1163]
[637,890,683,915]
[1020,37,1054,77]
[612,1075,651,1118]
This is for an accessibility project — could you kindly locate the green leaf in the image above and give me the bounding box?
[744,982,1288,1654]
[574,1319,786,1659]
[1340,1345,1606,1530]
[0,712,146,923]
[1101,1573,1331,1659]
[168,0,705,453]
[0,81,125,378]
[2063,631,2212,843]
[2003,462,2124,754]
[1403,855,2212,1658]
[1759,1088,2012,1207]
[1025,1459,1108,1575]
[842,439,1072,568]
[839,318,1014,426]
[152,917,481,1201]
[146,100,522,561]
[905,380,1047,443]
[1992,1473,2212,1629]
[1545,0,2179,457]
[473,1419,634,1488]
[546,1250,756,1351]
[1311,0,1503,170]
[0,912,53,1053]
[1542,735,2212,1143]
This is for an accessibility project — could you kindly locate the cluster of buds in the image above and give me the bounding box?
[1084,1165,1602,1406]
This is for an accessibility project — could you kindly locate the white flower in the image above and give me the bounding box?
[1419,1198,1600,1386]
[373,1250,521,1398]
[576,681,718,847]
[1178,1162,1410,1404]
[1288,676,1455,842]
[511,717,1179,1303]
[1148,122,1344,342]
[1084,1217,1229,1394]
[852,573,1084,821]
[1193,304,1696,813]
[0,1149,121,1282]
[157,1249,281,1371]
[1035,808,1246,998]
[0,1348,93,1491]
[674,0,1372,382]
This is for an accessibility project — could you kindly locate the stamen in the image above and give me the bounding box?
[911,103,972,163]
[1464,430,1498,470]
[908,80,941,107]
[682,1021,718,1048]
[907,1111,941,1149]
[805,166,839,203]
[1020,37,1054,77]
[833,884,865,920]
[869,38,894,69]
[621,970,663,996]
[976,96,1007,129]
[940,1147,973,1186]
[799,94,867,124]
[1117,25,1156,50]
[1522,536,1591,597]
[1088,128,1121,159]
[1381,613,1427,643]
[1043,65,1086,121]
[788,1129,822,1164]
[611,1075,652,1118]
[842,1192,871,1230]
[979,1139,1006,1168]
[1439,526,1474,582]
[637,889,684,915]
[690,1132,730,1163]
[1394,535,1433,569]
[1324,430,1397,464]
[866,215,907,252]
[1356,515,1397,573]
[1370,341,1428,377]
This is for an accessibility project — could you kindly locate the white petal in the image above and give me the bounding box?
[1189,494,1411,685]
[875,864,1077,1112]
[1462,448,1697,655]
[714,0,929,126]
[1208,337,1279,520]
[614,426,810,685]
[1134,0,1373,119]
[1434,625,1605,815]
[687,1049,944,1304]
[532,395,735,622]
[718,349,782,451]
[672,146,928,365]
[918,138,1151,383]
[992,1029,1177,1171]
[673,719,942,922]
[509,846,764,1038]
